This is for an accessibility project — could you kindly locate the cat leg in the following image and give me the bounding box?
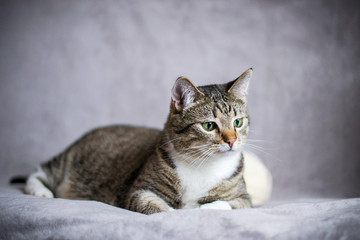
[126,190,173,214]
[228,197,252,209]
[25,167,54,198]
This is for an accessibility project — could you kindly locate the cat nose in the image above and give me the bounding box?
[226,138,236,148]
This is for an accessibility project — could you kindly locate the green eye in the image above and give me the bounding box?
[234,118,243,128]
[202,122,216,131]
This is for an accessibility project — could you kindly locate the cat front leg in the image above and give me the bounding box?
[126,189,173,214]
[228,197,252,209]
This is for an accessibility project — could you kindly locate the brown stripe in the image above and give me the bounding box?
[212,109,217,118]
[215,103,223,113]
[158,147,176,169]
[149,184,174,203]
[161,170,176,185]
[160,177,178,196]
[174,123,194,134]
[128,193,138,210]
[233,107,237,116]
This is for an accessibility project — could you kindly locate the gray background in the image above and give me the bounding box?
[1,0,359,201]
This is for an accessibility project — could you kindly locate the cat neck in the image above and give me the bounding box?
[166,141,242,208]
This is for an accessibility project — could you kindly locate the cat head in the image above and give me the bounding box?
[164,68,252,163]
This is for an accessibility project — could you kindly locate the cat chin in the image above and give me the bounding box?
[216,148,241,156]
[216,143,243,154]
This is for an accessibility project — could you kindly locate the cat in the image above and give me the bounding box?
[25,68,272,214]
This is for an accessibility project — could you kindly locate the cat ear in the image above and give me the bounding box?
[171,77,204,111]
[227,68,253,101]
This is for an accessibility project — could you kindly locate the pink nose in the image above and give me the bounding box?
[226,138,236,148]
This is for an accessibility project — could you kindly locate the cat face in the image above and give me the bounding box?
[165,69,252,163]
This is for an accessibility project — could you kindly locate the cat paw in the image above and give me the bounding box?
[200,201,232,210]
[31,188,54,198]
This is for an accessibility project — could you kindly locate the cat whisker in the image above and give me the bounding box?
[246,138,266,143]
[178,147,210,156]
[188,147,215,164]
[193,147,217,166]
[183,144,212,150]
[195,149,216,169]
[187,147,217,167]
[159,137,182,148]
[179,144,215,156]
[245,143,274,151]
[244,143,282,163]
[172,147,213,165]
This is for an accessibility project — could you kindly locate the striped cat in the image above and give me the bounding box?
[25,68,272,214]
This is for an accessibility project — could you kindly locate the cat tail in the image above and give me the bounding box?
[243,151,273,206]
[9,176,28,184]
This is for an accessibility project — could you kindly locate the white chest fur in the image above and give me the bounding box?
[173,151,241,208]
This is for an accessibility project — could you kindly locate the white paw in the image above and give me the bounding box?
[31,188,54,198]
[200,200,232,210]
[25,167,54,198]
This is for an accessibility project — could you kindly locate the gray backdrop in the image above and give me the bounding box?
[1,0,359,201]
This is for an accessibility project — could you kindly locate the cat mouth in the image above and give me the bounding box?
[216,146,237,154]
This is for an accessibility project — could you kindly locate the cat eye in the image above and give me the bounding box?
[202,122,216,131]
[233,118,243,128]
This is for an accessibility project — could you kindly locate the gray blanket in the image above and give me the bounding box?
[0,185,359,240]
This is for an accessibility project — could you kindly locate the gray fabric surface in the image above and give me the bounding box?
[1,0,360,201]
[1,185,359,240]
[1,1,359,239]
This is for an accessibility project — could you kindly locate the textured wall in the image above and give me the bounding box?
[1,0,359,200]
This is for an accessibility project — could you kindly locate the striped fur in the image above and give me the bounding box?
[25,69,256,214]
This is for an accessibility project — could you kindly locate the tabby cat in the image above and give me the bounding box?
[25,68,271,214]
